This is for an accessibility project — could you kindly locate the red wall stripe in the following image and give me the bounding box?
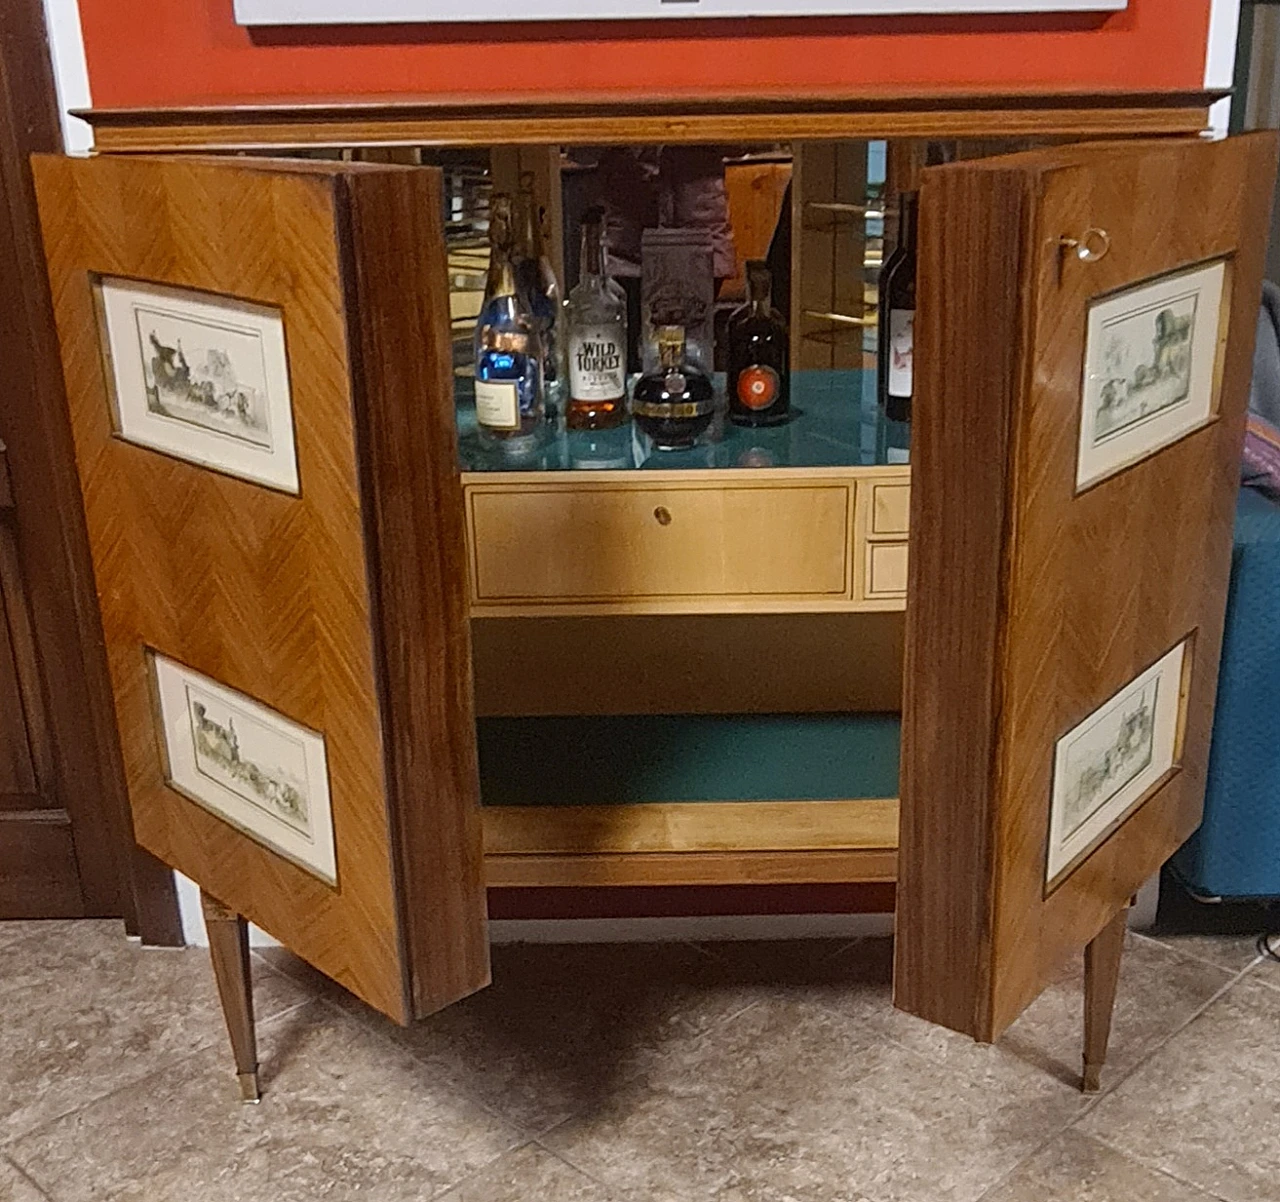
[80,0,1212,108]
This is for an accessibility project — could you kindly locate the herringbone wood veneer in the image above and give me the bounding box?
[896,134,1279,1041]
[32,154,488,1024]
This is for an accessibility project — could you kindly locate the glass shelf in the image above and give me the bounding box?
[476,712,901,806]
[456,369,911,473]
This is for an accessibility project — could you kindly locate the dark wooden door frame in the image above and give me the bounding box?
[0,0,181,942]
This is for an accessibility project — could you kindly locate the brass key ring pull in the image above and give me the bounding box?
[1060,227,1111,263]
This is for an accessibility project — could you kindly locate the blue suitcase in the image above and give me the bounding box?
[1172,486,1280,900]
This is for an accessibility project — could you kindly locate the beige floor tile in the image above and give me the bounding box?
[824,934,1231,1094]
[544,993,1080,1202]
[1146,931,1263,974]
[980,1130,1222,1202]
[438,1143,619,1202]
[0,920,312,1141]
[312,941,773,1136]
[691,938,883,1002]
[1079,974,1280,1202]
[8,1001,522,1202]
[1245,943,1280,993]
[0,921,59,952]
[0,1156,51,1202]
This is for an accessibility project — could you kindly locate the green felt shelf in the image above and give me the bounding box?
[476,712,902,806]
[456,369,910,472]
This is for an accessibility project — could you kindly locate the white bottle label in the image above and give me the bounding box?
[474,379,520,431]
[569,327,626,402]
[888,308,914,397]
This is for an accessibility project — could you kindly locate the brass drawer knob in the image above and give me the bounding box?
[653,506,673,526]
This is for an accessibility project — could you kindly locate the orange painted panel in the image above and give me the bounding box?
[80,0,1211,109]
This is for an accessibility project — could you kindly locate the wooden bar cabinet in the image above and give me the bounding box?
[26,88,1277,1100]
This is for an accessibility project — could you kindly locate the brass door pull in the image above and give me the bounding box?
[1056,227,1110,285]
[1061,228,1111,262]
[654,506,673,526]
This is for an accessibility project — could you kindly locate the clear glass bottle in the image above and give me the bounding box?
[565,206,629,431]
[514,176,561,394]
[727,260,790,427]
[631,325,715,450]
[474,194,545,450]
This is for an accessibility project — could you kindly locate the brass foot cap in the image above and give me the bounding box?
[237,1070,262,1104]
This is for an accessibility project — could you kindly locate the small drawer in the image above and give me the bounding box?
[865,541,909,598]
[870,482,910,536]
[467,481,853,606]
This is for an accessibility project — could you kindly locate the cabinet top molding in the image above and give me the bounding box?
[233,0,1126,23]
[78,87,1219,153]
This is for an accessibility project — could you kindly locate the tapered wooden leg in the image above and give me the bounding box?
[200,890,261,1103]
[1081,905,1128,1094]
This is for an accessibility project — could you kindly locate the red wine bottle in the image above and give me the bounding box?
[877,190,918,425]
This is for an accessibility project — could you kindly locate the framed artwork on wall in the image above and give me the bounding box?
[96,278,299,494]
[234,0,1126,25]
[151,653,338,885]
[1076,260,1229,491]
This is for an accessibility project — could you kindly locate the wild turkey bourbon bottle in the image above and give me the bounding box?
[728,260,790,427]
[565,206,629,430]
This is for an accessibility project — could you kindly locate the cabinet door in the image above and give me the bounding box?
[32,154,487,1024]
[895,134,1279,1041]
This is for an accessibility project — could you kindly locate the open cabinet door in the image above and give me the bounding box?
[31,154,488,1025]
[896,133,1279,1042]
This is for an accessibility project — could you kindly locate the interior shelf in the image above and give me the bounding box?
[476,711,901,806]
[457,368,910,473]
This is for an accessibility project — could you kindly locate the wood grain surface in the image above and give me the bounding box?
[463,467,910,618]
[340,164,490,1017]
[32,154,488,1023]
[466,476,855,610]
[76,91,1220,155]
[895,134,1279,1041]
[484,848,899,888]
[484,799,899,856]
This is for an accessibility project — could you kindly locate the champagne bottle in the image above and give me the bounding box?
[514,175,560,391]
[473,194,545,450]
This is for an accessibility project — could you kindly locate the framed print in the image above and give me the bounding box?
[1046,639,1190,887]
[1077,260,1228,491]
[235,0,1127,25]
[151,653,337,884]
[97,278,299,493]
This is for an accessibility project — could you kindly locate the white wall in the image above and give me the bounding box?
[39,0,92,154]
[1205,0,1244,137]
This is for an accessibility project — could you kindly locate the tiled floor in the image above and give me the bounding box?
[2,920,1277,1202]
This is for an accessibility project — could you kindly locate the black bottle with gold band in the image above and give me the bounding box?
[631,325,715,450]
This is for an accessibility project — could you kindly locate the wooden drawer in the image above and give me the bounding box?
[870,483,910,535]
[865,541,909,598]
[466,477,856,613]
